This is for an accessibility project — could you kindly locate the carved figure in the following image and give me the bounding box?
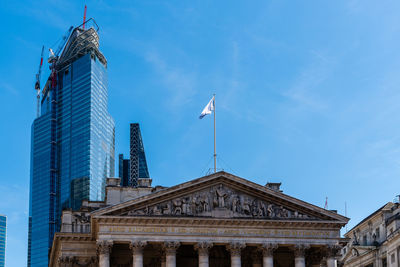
[216,185,227,208]
[75,213,90,223]
[277,206,288,218]
[190,196,197,214]
[252,200,263,217]
[353,232,359,245]
[267,204,274,217]
[260,201,267,217]
[162,203,171,215]
[173,199,182,215]
[182,198,189,214]
[152,205,162,215]
[252,200,259,216]
[256,202,264,217]
[200,194,209,212]
[242,198,251,215]
[232,195,240,213]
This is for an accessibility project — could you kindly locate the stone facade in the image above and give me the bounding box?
[49,171,349,267]
[341,201,400,267]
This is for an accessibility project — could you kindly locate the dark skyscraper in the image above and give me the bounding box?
[119,123,150,187]
[28,20,114,267]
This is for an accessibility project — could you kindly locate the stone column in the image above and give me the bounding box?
[194,242,213,267]
[97,240,113,267]
[130,240,147,267]
[261,243,278,267]
[326,245,340,267]
[163,241,180,267]
[227,242,245,267]
[294,244,310,267]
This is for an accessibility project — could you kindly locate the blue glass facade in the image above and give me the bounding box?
[0,215,6,267]
[28,30,114,266]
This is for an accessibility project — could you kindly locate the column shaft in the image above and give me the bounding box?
[133,252,143,267]
[327,258,337,267]
[99,254,110,267]
[166,254,176,267]
[199,254,209,267]
[263,255,273,267]
[231,255,241,267]
[295,257,305,267]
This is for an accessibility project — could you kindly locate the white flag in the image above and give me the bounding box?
[199,96,215,119]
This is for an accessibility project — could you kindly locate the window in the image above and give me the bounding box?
[363,235,368,245]
[382,257,387,267]
[375,228,380,239]
[391,253,395,264]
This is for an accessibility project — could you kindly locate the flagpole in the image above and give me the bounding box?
[213,94,216,173]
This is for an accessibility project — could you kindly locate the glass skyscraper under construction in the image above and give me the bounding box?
[28,20,114,266]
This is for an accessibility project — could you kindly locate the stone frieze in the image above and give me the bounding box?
[123,184,318,220]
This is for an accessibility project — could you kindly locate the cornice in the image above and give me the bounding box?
[54,233,93,242]
[93,215,343,229]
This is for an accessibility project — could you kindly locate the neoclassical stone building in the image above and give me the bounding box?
[49,171,349,267]
[341,201,400,267]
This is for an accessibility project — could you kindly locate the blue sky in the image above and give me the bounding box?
[1,0,400,265]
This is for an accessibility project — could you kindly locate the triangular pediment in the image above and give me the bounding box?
[92,172,348,224]
[342,245,377,264]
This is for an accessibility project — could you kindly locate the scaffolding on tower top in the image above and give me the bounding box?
[57,18,107,70]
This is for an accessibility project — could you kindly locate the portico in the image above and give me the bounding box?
[49,171,348,267]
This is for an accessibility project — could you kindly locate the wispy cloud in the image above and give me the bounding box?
[282,51,335,111]
[145,51,197,111]
[0,82,19,96]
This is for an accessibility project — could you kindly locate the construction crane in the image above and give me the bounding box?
[48,26,73,90]
[48,26,73,64]
[83,5,87,30]
[34,45,44,118]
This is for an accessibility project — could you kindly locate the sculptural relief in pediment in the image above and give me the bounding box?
[123,184,318,220]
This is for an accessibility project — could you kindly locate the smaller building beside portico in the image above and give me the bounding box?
[341,199,400,267]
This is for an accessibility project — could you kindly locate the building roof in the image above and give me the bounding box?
[345,202,393,235]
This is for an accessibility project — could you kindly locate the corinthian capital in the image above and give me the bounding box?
[130,240,147,254]
[194,242,213,256]
[96,240,113,255]
[325,244,341,258]
[260,243,279,257]
[163,241,181,255]
[58,256,76,264]
[294,244,310,258]
[227,242,246,256]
